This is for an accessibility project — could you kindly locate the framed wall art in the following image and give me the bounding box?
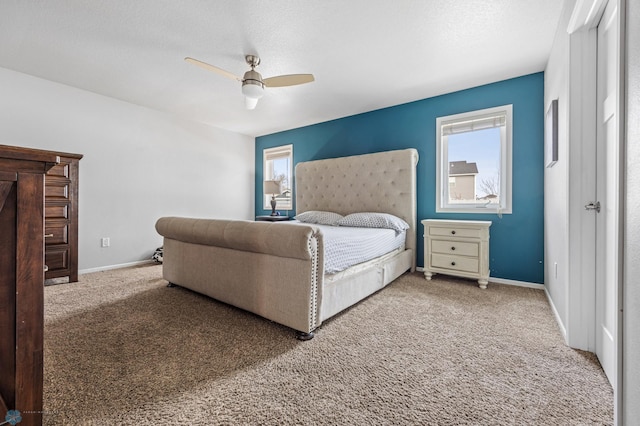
[545,99,558,167]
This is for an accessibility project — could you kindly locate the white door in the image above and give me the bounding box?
[595,0,621,387]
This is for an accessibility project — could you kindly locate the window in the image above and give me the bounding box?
[263,144,293,210]
[435,105,512,214]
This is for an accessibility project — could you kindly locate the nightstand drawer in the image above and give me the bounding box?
[422,219,491,288]
[431,240,479,257]
[431,253,479,274]
[429,226,483,239]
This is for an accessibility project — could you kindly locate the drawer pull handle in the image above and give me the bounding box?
[451,230,456,235]
[45,234,54,238]
[451,261,456,266]
[451,246,456,251]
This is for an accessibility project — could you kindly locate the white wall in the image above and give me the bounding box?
[0,66,255,272]
[544,1,572,340]
[623,0,640,420]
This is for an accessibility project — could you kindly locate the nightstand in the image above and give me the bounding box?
[255,215,291,222]
[422,219,492,289]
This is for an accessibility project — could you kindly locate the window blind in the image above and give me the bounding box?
[264,146,292,161]
[442,112,507,136]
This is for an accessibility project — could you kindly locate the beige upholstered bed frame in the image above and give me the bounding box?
[156,148,418,339]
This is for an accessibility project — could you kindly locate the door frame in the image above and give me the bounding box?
[566,0,625,422]
[615,0,626,420]
[595,0,626,397]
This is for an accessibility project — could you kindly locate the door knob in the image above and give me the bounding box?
[584,201,601,213]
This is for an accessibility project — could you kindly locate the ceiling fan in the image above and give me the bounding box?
[185,55,315,110]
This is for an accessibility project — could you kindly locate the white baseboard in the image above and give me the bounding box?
[415,267,544,290]
[488,277,545,290]
[544,286,568,341]
[79,260,155,275]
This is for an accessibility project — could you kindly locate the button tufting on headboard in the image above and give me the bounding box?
[295,149,419,270]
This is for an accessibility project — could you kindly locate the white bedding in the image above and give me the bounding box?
[286,222,406,274]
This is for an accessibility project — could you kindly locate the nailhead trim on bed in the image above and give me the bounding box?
[308,235,320,331]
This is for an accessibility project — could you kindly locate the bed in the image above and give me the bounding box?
[155,148,418,339]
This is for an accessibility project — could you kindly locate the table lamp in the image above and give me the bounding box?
[263,180,282,216]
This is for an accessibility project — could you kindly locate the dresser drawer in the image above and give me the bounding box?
[47,162,70,178]
[45,180,69,200]
[45,246,69,272]
[431,240,479,257]
[45,222,69,245]
[431,253,479,274]
[429,226,483,239]
[45,204,68,220]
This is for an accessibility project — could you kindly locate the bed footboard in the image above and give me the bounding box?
[156,217,324,334]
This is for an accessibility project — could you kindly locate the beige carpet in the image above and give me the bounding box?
[43,264,613,425]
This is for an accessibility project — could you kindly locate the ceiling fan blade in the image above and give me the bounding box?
[263,74,315,88]
[184,57,242,81]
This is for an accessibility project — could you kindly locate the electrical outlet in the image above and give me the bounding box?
[101,237,110,248]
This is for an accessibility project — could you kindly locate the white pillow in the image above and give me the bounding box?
[294,211,344,226]
[336,212,409,233]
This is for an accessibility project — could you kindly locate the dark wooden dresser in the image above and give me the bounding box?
[44,151,82,282]
[0,144,59,426]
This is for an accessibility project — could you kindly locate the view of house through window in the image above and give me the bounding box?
[436,105,512,213]
[448,128,501,203]
[263,145,293,210]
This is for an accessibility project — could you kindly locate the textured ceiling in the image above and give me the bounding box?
[0,1,564,137]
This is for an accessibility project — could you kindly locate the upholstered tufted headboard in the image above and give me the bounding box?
[295,148,419,271]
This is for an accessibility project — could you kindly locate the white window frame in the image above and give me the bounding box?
[435,105,513,214]
[263,144,293,210]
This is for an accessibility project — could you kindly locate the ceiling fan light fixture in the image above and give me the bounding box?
[185,54,314,110]
[244,96,259,110]
[242,74,264,110]
[242,79,264,99]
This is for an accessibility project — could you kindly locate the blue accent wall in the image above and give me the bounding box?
[256,73,544,283]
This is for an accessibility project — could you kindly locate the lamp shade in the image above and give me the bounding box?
[244,96,259,110]
[263,180,282,195]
